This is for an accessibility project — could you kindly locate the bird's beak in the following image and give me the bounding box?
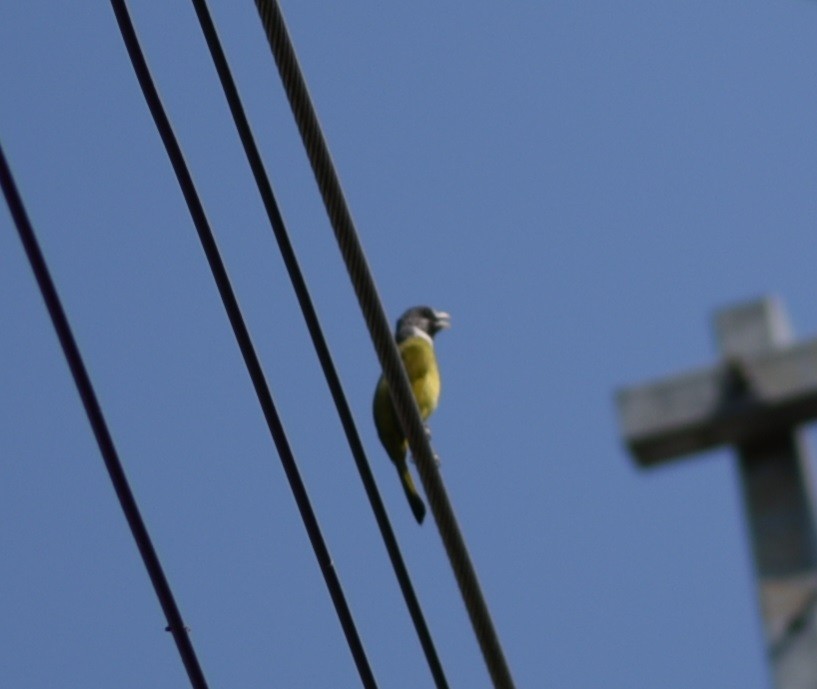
[434,311,452,329]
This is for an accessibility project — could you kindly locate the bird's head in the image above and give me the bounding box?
[395,306,451,344]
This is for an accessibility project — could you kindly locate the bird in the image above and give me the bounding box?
[373,306,451,524]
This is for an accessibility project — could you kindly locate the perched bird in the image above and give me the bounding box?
[373,306,451,524]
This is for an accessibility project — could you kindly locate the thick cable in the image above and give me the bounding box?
[0,142,210,689]
[186,2,450,686]
[253,3,516,687]
[108,3,377,687]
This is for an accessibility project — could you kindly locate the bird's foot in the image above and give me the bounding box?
[410,452,441,468]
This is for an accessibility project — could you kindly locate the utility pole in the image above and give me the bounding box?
[617,297,817,689]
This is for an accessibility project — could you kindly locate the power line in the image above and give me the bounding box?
[0,142,210,689]
[186,1,450,687]
[252,2,517,687]
[108,2,378,687]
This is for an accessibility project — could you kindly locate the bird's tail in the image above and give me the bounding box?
[397,461,426,524]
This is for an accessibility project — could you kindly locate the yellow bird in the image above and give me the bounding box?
[373,306,451,523]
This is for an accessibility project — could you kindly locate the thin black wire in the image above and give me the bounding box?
[186,2,450,687]
[107,2,377,687]
[0,143,210,689]
[253,3,516,688]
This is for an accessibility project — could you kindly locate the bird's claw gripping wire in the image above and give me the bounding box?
[410,425,442,468]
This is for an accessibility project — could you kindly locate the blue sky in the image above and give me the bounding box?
[2,2,817,687]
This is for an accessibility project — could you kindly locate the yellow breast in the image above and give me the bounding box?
[372,334,442,464]
[398,336,441,420]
